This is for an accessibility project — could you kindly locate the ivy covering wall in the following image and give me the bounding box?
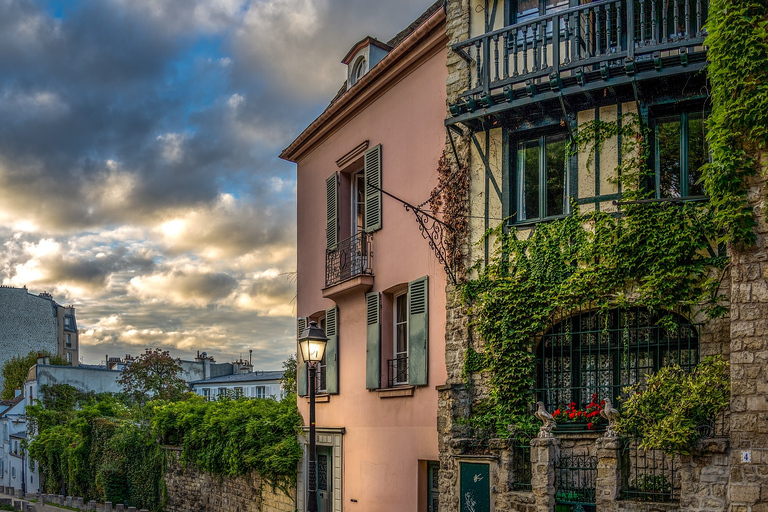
[27,386,302,511]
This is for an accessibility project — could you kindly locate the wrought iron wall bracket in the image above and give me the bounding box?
[367,181,458,285]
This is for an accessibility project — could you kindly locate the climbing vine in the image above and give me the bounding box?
[703,0,768,247]
[431,148,470,278]
[460,110,730,437]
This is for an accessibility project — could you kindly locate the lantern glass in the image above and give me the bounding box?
[298,321,328,363]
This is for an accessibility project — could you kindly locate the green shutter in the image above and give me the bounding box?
[365,292,381,389]
[408,276,429,386]
[364,145,382,232]
[325,306,339,394]
[297,317,308,396]
[326,172,338,250]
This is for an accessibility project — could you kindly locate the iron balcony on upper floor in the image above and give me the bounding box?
[325,231,373,289]
[448,0,709,122]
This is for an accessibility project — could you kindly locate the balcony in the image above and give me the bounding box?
[449,0,709,122]
[324,231,373,291]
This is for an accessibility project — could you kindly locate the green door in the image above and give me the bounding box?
[460,462,490,512]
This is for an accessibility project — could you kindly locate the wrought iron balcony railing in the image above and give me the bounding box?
[450,0,709,115]
[387,356,409,388]
[325,232,373,288]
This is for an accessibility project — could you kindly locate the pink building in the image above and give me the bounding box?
[280,3,448,511]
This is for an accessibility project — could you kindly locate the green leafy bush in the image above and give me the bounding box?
[151,395,302,493]
[616,356,730,455]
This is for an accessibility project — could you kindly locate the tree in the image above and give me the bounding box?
[280,353,297,397]
[118,348,187,402]
[1,351,68,400]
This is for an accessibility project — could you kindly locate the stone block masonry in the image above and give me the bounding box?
[163,448,295,512]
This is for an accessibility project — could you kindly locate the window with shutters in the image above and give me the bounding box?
[367,276,429,390]
[324,145,380,288]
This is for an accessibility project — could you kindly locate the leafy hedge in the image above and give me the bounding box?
[27,389,303,510]
[151,394,302,493]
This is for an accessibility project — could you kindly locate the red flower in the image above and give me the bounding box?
[587,422,594,430]
[569,412,576,419]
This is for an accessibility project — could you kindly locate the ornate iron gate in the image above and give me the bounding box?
[555,452,597,511]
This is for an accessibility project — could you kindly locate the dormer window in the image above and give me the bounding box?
[351,57,367,86]
[342,36,391,91]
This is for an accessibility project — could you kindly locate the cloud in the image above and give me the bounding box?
[129,267,238,307]
[0,0,438,370]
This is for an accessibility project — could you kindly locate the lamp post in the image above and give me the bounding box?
[298,320,328,512]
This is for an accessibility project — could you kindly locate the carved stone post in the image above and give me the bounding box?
[595,436,622,511]
[531,437,559,512]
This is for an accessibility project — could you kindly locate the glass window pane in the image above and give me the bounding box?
[519,140,540,220]
[687,112,708,196]
[517,0,538,18]
[658,116,681,197]
[396,294,407,323]
[545,134,567,217]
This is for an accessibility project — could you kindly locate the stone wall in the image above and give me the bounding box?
[0,287,59,392]
[727,150,768,512]
[163,449,295,512]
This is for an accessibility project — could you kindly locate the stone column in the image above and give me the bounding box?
[595,437,622,512]
[728,152,768,512]
[105,502,112,512]
[530,437,559,512]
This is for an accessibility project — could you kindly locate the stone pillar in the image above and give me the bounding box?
[127,507,136,512]
[105,502,112,512]
[88,499,97,511]
[66,496,72,507]
[531,437,559,512]
[728,152,768,512]
[115,504,124,512]
[76,497,84,509]
[595,437,622,512]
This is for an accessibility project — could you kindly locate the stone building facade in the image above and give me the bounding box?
[0,286,79,391]
[436,0,767,511]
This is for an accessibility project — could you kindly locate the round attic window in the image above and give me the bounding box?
[351,56,367,85]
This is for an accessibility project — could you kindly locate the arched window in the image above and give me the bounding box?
[350,56,367,85]
[535,307,699,410]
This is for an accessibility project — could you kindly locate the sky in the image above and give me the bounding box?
[0,0,438,369]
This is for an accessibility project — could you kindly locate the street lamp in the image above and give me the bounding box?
[298,320,328,512]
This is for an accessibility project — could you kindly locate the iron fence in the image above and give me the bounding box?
[325,232,373,287]
[620,439,679,502]
[510,434,534,491]
[555,451,597,508]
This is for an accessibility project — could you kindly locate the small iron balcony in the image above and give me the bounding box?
[387,356,409,388]
[325,232,373,288]
[449,0,709,118]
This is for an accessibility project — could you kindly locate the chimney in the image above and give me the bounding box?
[14,389,21,398]
[44,356,50,365]
[37,353,45,365]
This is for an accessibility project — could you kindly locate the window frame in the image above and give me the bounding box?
[650,108,710,200]
[392,290,409,386]
[511,130,571,225]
